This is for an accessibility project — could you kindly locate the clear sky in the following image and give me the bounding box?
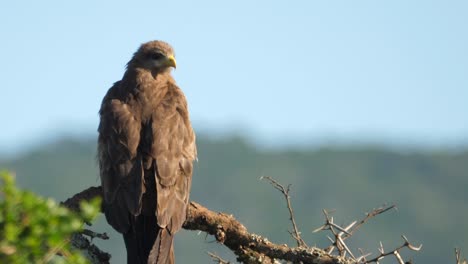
[0,0,467,153]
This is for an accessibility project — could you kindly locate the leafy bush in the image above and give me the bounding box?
[0,171,100,264]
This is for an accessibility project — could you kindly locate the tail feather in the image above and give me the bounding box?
[123,214,158,264]
[148,228,174,264]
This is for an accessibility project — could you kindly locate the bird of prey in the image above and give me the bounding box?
[98,40,197,264]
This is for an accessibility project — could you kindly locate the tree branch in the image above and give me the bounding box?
[455,248,467,264]
[61,186,110,264]
[260,176,307,248]
[364,235,422,263]
[208,252,231,264]
[62,186,355,264]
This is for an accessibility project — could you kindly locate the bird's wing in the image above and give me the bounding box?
[149,82,196,234]
[98,81,144,232]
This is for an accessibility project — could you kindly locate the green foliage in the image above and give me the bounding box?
[0,171,100,264]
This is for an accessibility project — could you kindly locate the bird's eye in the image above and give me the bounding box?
[149,52,164,60]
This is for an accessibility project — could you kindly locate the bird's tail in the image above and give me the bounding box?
[148,228,174,264]
[124,213,174,264]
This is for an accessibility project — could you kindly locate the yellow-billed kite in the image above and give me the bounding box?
[98,40,196,264]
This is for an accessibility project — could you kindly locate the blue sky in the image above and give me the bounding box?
[1,0,467,152]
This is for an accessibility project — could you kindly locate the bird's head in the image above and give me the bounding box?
[128,40,177,73]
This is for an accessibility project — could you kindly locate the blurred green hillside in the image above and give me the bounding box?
[1,135,467,264]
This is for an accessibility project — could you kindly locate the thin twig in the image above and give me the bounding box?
[356,248,372,262]
[320,209,350,256]
[261,176,307,247]
[365,235,422,263]
[314,205,405,262]
[337,235,356,260]
[343,205,396,240]
[208,252,231,264]
[455,248,468,264]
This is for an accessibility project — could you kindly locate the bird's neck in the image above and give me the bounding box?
[122,68,173,91]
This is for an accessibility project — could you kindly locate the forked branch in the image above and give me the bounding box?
[364,235,422,263]
[313,204,421,263]
[260,176,307,248]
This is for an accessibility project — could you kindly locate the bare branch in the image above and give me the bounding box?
[318,209,351,257]
[70,233,111,264]
[61,186,110,264]
[313,205,420,264]
[260,176,307,248]
[455,248,467,264]
[356,248,372,262]
[343,205,396,240]
[208,252,231,264]
[402,235,422,251]
[337,235,356,260]
[64,186,354,264]
[364,236,421,263]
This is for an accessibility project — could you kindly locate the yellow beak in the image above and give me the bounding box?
[166,55,177,68]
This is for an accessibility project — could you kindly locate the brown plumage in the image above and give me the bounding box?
[98,40,196,264]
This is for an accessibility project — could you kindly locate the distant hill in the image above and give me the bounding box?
[1,135,467,264]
